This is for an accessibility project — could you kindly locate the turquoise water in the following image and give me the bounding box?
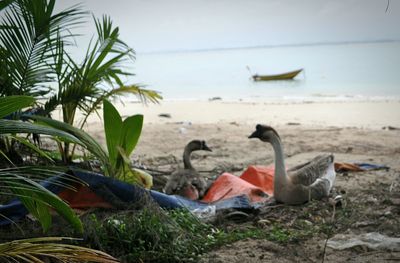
[132,42,400,101]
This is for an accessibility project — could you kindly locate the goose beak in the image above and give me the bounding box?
[203,145,212,152]
[248,130,260,139]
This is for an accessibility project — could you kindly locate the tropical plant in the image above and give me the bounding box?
[0,0,85,97]
[103,99,152,187]
[0,237,119,262]
[0,96,83,232]
[27,100,152,188]
[44,14,161,162]
[0,0,162,163]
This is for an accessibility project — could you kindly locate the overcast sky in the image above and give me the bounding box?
[56,0,400,54]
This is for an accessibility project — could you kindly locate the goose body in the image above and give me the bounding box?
[163,140,211,200]
[249,124,335,205]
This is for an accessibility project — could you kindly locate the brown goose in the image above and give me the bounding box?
[163,140,212,200]
[249,124,336,205]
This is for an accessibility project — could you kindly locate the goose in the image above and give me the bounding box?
[163,140,212,200]
[248,124,336,205]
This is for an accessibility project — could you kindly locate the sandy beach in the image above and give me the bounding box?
[89,100,400,127]
[77,99,400,262]
[74,99,400,182]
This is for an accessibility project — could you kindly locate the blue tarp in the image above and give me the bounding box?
[0,169,256,226]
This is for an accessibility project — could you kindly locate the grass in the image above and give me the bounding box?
[82,206,287,262]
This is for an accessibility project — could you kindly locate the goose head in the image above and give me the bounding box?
[186,140,212,152]
[248,124,280,142]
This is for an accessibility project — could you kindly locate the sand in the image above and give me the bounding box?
[79,99,400,262]
[114,100,400,127]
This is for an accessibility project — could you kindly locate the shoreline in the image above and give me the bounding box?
[95,100,400,129]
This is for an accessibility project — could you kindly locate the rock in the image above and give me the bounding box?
[158,113,171,118]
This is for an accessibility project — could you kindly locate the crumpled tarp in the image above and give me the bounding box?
[202,165,274,203]
[0,169,255,226]
[202,162,390,203]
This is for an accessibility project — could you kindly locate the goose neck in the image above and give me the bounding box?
[269,135,288,184]
[183,147,194,170]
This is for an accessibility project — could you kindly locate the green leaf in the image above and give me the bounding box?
[0,0,86,97]
[26,115,112,176]
[2,172,83,233]
[0,119,81,144]
[9,135,54,163]
[0,95,35,118]
[121,114,143,156]
[0,0,15,11]
[103,99,122,168]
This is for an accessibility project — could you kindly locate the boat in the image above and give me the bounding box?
[252,69,303,81]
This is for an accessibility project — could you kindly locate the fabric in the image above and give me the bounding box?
[335,162,390,173]
[0,169,255,226]
[202,165,274,203]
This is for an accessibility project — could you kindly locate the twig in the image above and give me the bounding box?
[321,202,337,263]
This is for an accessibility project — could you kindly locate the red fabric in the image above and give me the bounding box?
[240,165,274,196]
[334,162,364,172]
[202,165,275,203]
[58,184,112,209]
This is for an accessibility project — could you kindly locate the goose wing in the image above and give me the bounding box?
[191,175,208,197]
[163,169,193,194]
[288,154,334,186]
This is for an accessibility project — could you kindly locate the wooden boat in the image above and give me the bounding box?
[252,69,303,81]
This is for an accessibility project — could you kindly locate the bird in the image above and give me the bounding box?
[248,124,336,205]
[163,140,212,200]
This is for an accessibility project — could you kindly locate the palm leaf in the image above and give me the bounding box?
[0,0,86,97]
[0,170,83,233]
[8,135,54,163]
[0,119,81,144]
[26,115,112,176]
[0,95,35,118]
[0,237,119,263]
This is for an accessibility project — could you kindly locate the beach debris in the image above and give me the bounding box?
[334,162,390,173]
[173,121,192,125]
[208,96,222,101]
[286,122,301,126]
[179,127,187,134]
[328,195,343,207]
[327,232,400,251]
[382,126,400,130]
[191,205,216,219]
[158,113,171,118]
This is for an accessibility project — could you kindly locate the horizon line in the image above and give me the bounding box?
[137,39,400,55]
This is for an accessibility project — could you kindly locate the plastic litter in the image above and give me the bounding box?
[327,232,400,251]
[191,206,216,219]
[334,162,390,173]
[202,165,274,203]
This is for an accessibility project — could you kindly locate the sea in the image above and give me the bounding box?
[131,41,400,102]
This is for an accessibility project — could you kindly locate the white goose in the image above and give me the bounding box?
[249,124,336,205]
[163,140,211,200]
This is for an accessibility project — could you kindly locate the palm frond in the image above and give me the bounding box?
[7,135,54,163]
[0,170,83,233]
[26,115,112,176]
[0,0,86,97]
[0,237,119,263]
[0,95,34,118]
[0,119,81,144]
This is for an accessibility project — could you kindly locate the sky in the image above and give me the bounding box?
[55,0,400,55]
